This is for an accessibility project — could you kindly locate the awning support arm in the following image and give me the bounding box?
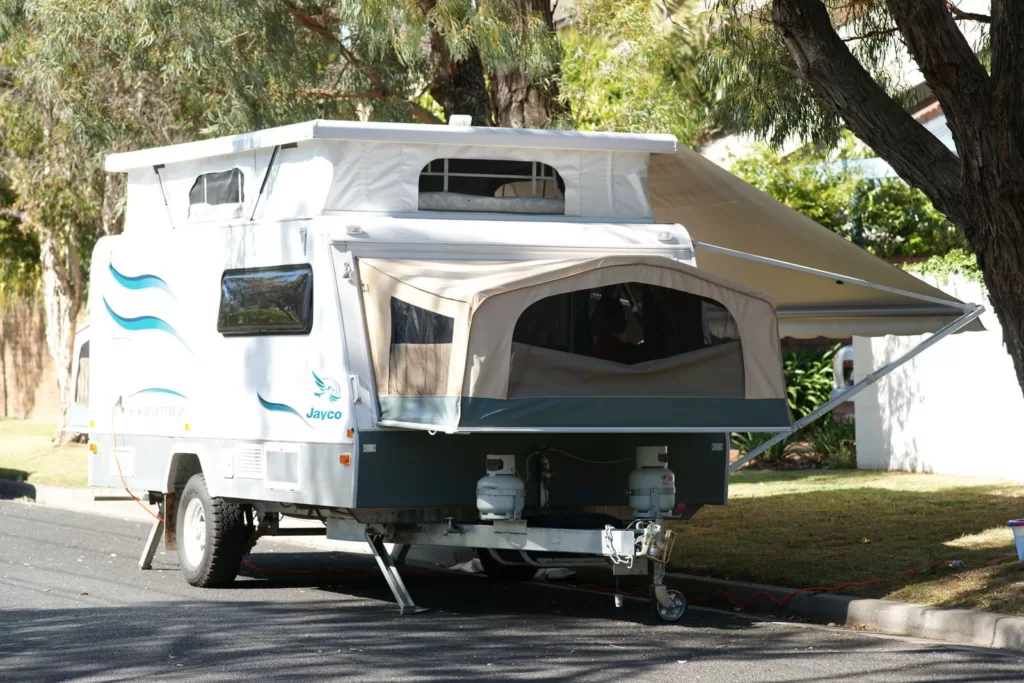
[693,241,973,312]
[729,303,985,472]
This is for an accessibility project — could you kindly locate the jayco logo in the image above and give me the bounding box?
[306,408,343,420]
[308,371,343,421]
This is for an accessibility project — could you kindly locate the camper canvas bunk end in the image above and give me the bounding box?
[82,119,980,620]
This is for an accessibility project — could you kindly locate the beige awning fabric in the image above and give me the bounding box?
[358,255,790,430]
[649,149,981,338]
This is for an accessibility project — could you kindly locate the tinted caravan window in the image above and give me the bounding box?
[217,265,313,336]
[190,168,244,206]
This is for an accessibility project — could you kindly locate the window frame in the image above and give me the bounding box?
[189,168,245,207]
[217,263,314,337]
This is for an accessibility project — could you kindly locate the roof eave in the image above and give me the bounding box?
[104,119,677,173]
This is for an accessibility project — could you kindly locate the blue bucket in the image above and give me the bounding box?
[1008,520,1024,562]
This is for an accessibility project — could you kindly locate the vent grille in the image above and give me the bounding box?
[234,445,265,480]
[110,447,135,478]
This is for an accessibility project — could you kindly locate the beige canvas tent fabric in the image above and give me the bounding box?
[648,149,980,338]
[358,255,786,408]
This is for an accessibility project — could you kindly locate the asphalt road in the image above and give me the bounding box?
[2,501,1023,683]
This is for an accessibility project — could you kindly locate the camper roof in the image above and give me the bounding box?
[105,119,678,172]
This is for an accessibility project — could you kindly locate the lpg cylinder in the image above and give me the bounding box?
[476,454,525,520]
[628,446,676,518]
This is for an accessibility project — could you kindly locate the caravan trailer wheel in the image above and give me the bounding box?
[176,473,248,588]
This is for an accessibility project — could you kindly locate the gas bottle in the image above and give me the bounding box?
[628,446,676,518]
[476,454,525,520]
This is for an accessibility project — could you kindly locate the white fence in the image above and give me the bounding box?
[853,273,1024,479]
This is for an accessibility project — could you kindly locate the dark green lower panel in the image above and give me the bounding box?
[378,396,790,430]
[355,431,729,510]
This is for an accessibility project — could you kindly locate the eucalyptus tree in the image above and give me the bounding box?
[703,1,1024,393]
[0,0,343,436]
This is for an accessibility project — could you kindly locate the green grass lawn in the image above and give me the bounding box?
[0,418,89,488]
[668,469,1024,615]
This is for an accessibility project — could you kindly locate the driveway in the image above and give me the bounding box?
[2,501,1022,682]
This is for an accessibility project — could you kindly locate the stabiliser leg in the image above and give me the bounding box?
[138,501,165,570]
[366,530,417,615]
[391,544,412,568]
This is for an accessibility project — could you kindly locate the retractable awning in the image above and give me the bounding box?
[648,148,982,338]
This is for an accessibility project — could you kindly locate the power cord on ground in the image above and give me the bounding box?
[110,400,164,523]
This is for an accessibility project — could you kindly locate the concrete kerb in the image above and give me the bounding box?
[9,483,1024,654]
[664,572,1024,655]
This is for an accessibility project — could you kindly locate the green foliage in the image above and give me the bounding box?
[901,249,983,285]
[733,346,853,468]
[9,0,347,149]
[732,144,961,258]
[0,174,38,300]
[811,418,857,469]
[731,431,800,465]
[784,346,837,421]
[558,0,707,143]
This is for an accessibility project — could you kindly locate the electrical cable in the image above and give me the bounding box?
[525,446,634,483]
[110,401,164,523]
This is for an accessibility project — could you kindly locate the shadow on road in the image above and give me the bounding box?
[0,476,35,501]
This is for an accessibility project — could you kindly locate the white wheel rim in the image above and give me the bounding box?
[183,497,207,568]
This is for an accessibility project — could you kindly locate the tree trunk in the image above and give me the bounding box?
[38,231,82,444]
[770,0,1024,395]
[490,0,562,128]
[957,191,1024,393]
[420,0,493,125]
[428,44,493,126]
[490,66,562,128]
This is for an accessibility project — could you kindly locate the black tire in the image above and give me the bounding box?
[476,548,538,581]
[176,473,248,588]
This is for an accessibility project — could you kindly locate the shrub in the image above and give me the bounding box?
[733,345,852,469]
[810,417,857,469]
[783,345,837,420]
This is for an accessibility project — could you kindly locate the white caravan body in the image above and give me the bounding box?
[84,120,977,616]
[88,120,792,514]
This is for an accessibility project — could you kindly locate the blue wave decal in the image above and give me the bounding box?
[258,393,312,428]
[103,298,191,352]
[130,388,188,399]
[109,263,175,299]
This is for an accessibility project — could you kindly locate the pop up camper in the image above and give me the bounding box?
[82,119,981,619]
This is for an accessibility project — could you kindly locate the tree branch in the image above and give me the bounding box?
[991,0,1024,150]
[283,1,444,125]
[771,0,964,216]
[842,26,899,42]
[946,2,990,23]
[884,0,992,185]
[0,208,24,219]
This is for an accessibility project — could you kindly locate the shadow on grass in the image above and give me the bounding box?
[670,484,1024,604]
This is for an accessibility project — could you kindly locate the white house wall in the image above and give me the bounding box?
[853,273,1024,480]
